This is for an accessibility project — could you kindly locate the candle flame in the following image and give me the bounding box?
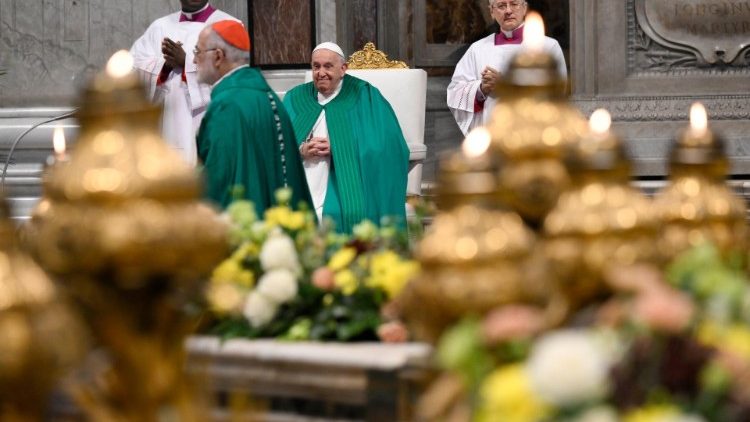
[462,127,492,158]
[689,102,708,134]
[589,109,612,135]
[106,50,134,78]
[53,126,66,156]
[523,12,545,52]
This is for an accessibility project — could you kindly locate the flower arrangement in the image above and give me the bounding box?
[427,243,750,422]
[204,189,420,342]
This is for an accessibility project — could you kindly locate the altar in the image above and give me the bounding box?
[186,338,433,421]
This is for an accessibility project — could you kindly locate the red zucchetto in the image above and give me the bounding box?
[211,20,251,52]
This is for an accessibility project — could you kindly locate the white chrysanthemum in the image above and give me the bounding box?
[574,407,618,422]
[256,269,298,304]
[259,231,300,273]
[243,292,278,327]
[527,329,610,405]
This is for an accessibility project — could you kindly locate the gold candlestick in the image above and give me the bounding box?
[653,103,747,260]
[543,109,658,308]
[400,128,547,343]
[0,197,85,422]
[25,50,228,421]
[487,12,588,228]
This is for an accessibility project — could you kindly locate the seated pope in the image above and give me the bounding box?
[283,42,410,233]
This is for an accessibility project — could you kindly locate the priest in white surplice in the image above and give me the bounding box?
[447,1,567,135]
[130,0,239,165]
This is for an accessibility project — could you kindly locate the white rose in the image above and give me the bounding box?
[259,231,300,273]
[257,269,298,304]
[527,329,610,406]
[243,292,278,327]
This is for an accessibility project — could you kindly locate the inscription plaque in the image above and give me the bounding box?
[635,0,750,64]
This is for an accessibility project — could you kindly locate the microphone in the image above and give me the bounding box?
[1,109,79,190]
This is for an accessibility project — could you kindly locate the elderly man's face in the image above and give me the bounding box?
[180,0,209,13]
[311,49,347,97]
[194,28,221,85]
[489,1,528,32]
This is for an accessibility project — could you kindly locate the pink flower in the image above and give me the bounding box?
[634,287,695,333]
[481,305,546,344]
[378,321,409,343]
[604,264,664,294]
[311,267,335,290]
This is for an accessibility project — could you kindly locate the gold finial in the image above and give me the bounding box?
[346,42,408,69]
[653,102,747,259]
[543,109,659,308]
[26,50,226,420]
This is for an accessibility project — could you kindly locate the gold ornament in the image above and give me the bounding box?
[486,14,588,227]
[400,128,550,343]
[543,109,659,307]
[346,42,408,69]
[0,198,85,422]
[653,103,747,260]
[25,50,227,421]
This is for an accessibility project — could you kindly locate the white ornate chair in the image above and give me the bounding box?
[304,43,428,197]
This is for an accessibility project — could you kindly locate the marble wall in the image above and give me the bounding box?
[250,0,313,66]
[0,0,248,107]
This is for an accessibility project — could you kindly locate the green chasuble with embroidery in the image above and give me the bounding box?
[197,67,313,214]
[283,74,410,233]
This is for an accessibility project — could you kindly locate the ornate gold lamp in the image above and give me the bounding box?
[486,13,588,227]
[543,109,659,307]
[400,128,548,343]
[25,51,228,421]
[0,197,85,422]
[653,103,747,260]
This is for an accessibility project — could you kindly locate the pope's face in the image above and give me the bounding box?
[311,49,347,97]
[489,1,528,32]
[180,0,209,13]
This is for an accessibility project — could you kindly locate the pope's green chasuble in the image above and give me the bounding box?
[283,75,409,233]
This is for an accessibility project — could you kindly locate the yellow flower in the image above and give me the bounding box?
[264,206,306,231]
[231,242,259,261]
[698,321,750,360]
[328,247,358,272]
[622,404,680,422]
[211,259,255,288]
[334,269,358,295]
[366,251,420,299]
[206,283,245,315]
[475,364,550,422]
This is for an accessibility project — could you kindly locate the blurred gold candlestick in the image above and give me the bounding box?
[486,12,588,228]
[653,103,747,261]
[400,128,541,343]
[0,197,85,422]
[25,51,228,421]
[543,109,658,308]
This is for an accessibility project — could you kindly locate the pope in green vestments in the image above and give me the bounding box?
[283,43,409,233]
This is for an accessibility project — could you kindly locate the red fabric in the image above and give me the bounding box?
[474,96,485,113]
[157,65,171,85]
[494,26,524,45]
[211,20,251,51]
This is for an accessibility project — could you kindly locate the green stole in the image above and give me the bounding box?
[288,76,366,232]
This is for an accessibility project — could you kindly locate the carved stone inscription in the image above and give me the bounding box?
[635,0,750,64]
